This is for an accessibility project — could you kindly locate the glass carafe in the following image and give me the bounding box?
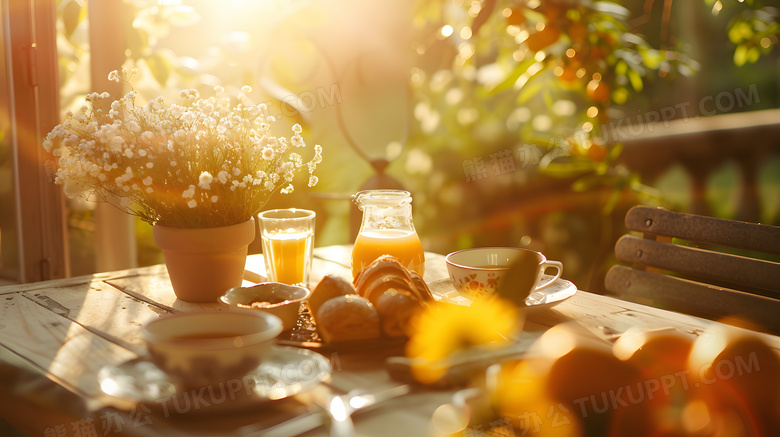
[351,190,425,279]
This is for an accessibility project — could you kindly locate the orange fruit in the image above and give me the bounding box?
[557,64,579,82]
[526,323,642,435]
[526,26,562,52]
[611,328,697,435]
[492,360,583,437]
[505,7,526,26]
[586,80,610,104]
[586,144,607,162]
[614,327,695,380]
[568,23,587,44]
[589,46,607,60]
[540,3,564,21]
[688,323,780,434]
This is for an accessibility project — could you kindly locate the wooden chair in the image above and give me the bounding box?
[605,206,780,333]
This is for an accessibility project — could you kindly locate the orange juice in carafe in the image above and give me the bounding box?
[351,190,425,278]
[352,229,425,278]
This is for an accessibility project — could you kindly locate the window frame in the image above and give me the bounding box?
[4,0,68,282]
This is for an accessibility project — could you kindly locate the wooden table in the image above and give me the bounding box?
[1,246,778,436]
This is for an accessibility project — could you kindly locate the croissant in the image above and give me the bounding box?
[354,255,433,304]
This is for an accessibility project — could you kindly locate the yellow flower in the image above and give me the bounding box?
[405,297,522,384]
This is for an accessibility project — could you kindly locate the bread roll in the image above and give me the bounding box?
[316,295,380,342]
[309,275,356,323]
[375,289,423,337]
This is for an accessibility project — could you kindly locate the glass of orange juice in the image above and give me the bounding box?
[258,209,315,287]
[351,190,425,279]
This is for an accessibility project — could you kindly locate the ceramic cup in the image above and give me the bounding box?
[220,282,311,331]
[142,311,282,388]
[445,247,563,301]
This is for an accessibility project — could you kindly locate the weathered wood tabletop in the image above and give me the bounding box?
[1,245,778,436]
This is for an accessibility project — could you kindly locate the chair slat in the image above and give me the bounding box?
[615,235,780,293]
[605,265,780,333]
[625,206,780,254]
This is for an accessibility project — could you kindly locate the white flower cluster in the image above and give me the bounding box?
[43,69,323,228]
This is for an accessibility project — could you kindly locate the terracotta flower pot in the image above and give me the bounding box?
[153,219,256,303]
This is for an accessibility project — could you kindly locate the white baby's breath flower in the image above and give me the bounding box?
[125,121,141,133]
[108,70,121,82]
[109,136,124,148]
[42,81,322,228]
[278,162,293,174]
[182,185,196,199]
[140,131,154,144]
[180,111,196,124]
[308,145,323,173]
[173,130,189,145]
[199,171,213,189]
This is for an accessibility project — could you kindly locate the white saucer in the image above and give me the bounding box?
[430,276,577,314]
[97,346,331,414]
